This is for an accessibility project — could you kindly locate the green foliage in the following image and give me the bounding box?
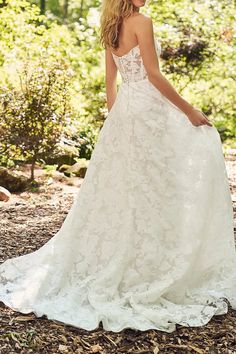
[0,59,72,180]
[146,0,236,143]
[53,117,100,161]
[43,164,58,172]
[29,0,100,21]
[71,119,100,159]
[4,329,37,349]
[0,0,235,176]
[0,0,104,170]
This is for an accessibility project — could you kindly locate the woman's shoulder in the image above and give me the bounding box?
[127,13,153,27]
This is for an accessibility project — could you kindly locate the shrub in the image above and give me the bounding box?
[0,59,72,180]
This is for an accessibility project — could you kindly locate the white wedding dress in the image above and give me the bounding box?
[0,38,236,333]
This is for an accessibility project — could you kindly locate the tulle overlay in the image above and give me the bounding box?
[0,39,235,333]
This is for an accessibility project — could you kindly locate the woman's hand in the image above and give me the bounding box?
[186,108,213,127]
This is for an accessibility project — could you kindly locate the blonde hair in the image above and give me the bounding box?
[100,0,137,49]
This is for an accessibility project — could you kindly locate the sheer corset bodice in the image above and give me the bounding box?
[112,38,162,83]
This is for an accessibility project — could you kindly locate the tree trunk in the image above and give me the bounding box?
[40,0,46,14]
[79,0,84,18]
[64,0,69,18]
[30,158,36,181]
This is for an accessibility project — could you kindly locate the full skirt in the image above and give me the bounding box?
[0,79,236,333]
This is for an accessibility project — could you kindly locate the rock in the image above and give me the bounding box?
[67,159,90,178]
[50,170,68,183]
[58,164,71,173]
[45,137,81,167]
[47,154,78,167]
[58,159,89,178]
[45,145,80,167]
[46,177,54,185]
[0,167,28,192]
[0,186,11,202]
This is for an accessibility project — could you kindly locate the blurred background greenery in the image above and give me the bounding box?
[0,0,235,178]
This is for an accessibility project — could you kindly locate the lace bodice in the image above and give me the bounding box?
[112,38,161,83]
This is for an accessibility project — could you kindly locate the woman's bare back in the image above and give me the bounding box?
[110,13,142,57]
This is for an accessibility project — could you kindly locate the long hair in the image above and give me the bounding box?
[100,0,137,49]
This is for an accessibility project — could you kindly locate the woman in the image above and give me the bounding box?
[0,0,235,333]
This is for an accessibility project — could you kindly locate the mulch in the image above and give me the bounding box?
[0,152,235,354]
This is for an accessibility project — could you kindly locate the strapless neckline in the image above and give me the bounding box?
[111,38,161,59]
[111,44,139,59]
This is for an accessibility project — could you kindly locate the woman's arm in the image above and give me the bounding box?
[105,48,118,112]
[133,15,212,127]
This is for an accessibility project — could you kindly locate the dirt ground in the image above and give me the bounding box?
[0,150,235,354]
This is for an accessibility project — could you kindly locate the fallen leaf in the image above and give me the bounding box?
[188,345,205,354]
[153,345,159,354]
[58,344,68,352]
[91,344,103,353]
[14,315,35,322]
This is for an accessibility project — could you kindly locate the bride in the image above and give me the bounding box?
[0,0,235,333]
